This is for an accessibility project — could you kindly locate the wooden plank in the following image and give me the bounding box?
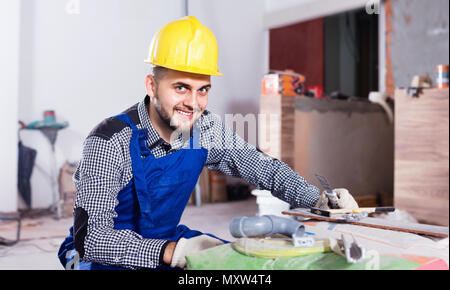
[259,94,295,168]
[283,208,449,238]
[394,88,449,226]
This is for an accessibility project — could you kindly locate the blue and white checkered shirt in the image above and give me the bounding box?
[72,95,320,269]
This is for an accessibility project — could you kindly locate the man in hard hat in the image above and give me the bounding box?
[58,16,358,270]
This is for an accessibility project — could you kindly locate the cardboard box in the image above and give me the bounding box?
[262,70,306,97]
[189,167,211,205]
[209,170,228,202]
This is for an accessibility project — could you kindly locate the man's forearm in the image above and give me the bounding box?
[206,145,320,208]
[202,111,320,208]
[163,241,177,264]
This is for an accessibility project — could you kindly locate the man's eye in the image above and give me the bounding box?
[175,86,187,92]
[199,88,209,94]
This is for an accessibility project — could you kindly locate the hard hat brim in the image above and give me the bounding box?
[144,60,222,76]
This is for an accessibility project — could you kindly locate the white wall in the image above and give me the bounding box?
[189,0,267,119]
[15,0,267,209]
[17,0,184,208]
[0,0,20,212]
[263,0,368,29]
[265,0,313,12]
[20,0,185,137]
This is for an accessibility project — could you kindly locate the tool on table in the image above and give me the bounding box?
[311,207,395,222]
[329,234,365,264]
[310,207,396,218]
[282,208,449,238]
[315,174,339,209]
[229,215,367,263]
[343,211,369,222]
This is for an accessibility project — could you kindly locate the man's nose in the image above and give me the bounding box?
[183,91,198,109]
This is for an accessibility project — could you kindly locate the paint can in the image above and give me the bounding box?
[43,110,56,124]
[436,65,449,88]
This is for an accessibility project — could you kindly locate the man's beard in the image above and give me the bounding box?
[153,95,201,134]
[154,100,178,131]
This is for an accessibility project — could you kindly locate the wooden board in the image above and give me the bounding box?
[283,208,449,238]
[270,18,324,88]
[394,88,449,226]
[199,167,211,203]
[259,94,295,168]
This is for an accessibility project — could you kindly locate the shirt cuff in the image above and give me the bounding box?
[137,238,168,268]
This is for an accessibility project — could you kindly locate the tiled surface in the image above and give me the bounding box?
[0,197,258,270]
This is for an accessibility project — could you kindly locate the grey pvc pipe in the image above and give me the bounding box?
[229,215,305,238]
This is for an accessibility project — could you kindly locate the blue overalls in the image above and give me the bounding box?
[58,113,228,270]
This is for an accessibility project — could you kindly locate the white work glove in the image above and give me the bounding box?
[335,188,358,209]
[170,235,224,268]
[314,188,359,210]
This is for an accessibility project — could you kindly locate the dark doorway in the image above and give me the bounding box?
[269,8,379,98]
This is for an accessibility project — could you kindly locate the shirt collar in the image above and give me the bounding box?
[137,95,187,150]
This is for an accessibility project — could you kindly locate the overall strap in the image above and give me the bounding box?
[114,112,153,217]
[115,113,138,131]
[190,127,201,149]
[115,113,152,157]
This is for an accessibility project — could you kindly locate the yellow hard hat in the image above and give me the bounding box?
[145,16,222,76]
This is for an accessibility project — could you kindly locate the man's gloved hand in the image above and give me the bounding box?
[170,235,224,268]
[314,191,330,209]
[334,188,358,209]
[314,188,359,210]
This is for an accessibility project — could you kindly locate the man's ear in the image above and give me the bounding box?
[145,75,157,98]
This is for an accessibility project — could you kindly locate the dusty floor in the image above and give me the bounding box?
[0,197,258,270]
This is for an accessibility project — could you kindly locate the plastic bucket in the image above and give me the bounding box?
[251,189,290,217]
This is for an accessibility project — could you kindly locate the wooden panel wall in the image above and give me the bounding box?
[269,18,324,88]
[394,88,449,226]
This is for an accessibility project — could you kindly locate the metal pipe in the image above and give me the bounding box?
[184,0,189,16]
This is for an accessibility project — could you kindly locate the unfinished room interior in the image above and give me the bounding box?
[0,0,448,273]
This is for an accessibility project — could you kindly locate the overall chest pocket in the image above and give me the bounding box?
[147,169,196,202]
[145,169,197,226]
[149,169,194,187]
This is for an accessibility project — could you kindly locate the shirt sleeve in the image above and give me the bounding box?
[73,135,168,269]
[202,112,320,208]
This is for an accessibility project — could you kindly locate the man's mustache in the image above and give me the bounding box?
[173,106,202,113]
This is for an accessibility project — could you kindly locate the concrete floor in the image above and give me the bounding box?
[0,197,258,270]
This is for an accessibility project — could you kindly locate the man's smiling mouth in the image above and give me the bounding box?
[175,109,194,119]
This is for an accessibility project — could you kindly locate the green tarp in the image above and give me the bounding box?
[186,244,420,270]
